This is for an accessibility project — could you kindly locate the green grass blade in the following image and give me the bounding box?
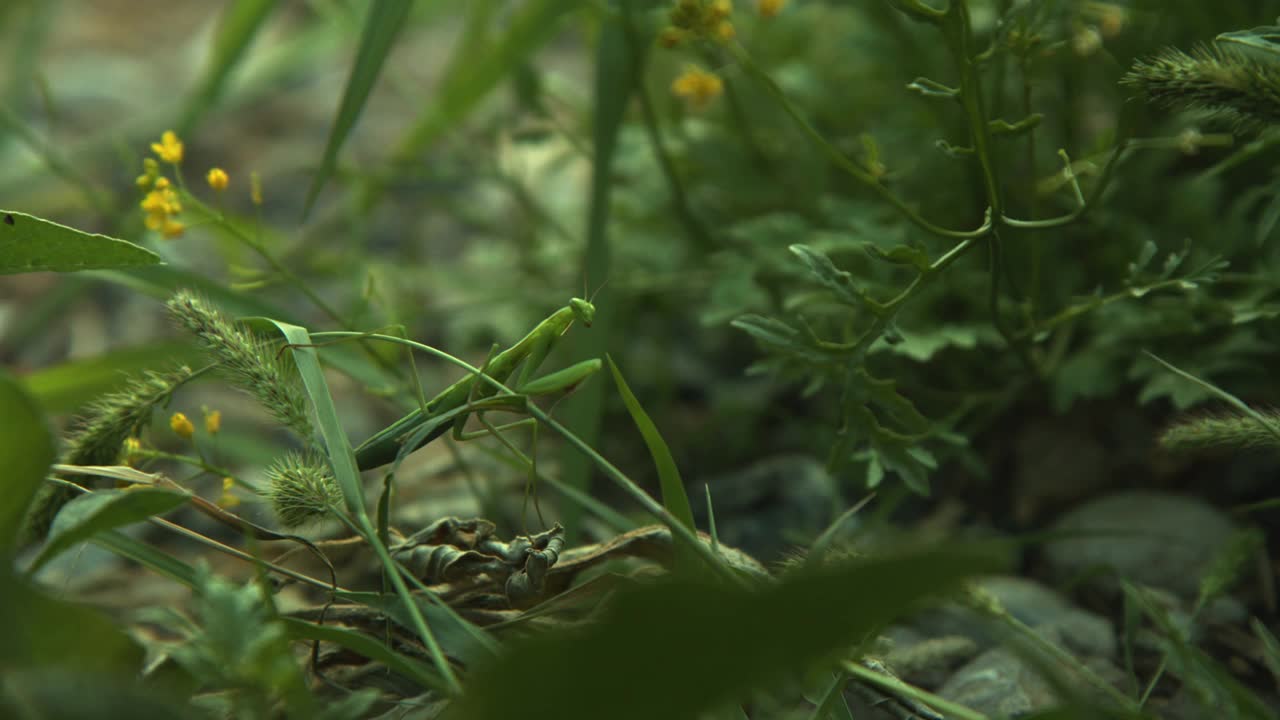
[0,210,161,274]
[606,355,696,534]
[301,0,413,218]
[1144,350,1280,445]
[556,6,637,537]
[280,617,449,693]
[0,369,55,556]
[448,544,1005,720]
[177,0,280,134]
[28,488,189,574]
[267,318,463,695]
[93,528,199,587]
[383,0,581,185]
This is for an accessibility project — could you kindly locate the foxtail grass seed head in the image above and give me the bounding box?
[265,453,341,528]
[1122,45,1280,131]
[170,411,195,440]
[27,366,197,541]
[167,290,316,444]
[1159,410,1280,452]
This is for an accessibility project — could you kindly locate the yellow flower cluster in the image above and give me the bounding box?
[671,66,725,110]
[757,0,787,18]
[138,132,186,239]
[663,0,735,47]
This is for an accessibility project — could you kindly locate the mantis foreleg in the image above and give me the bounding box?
[354,298,597,470]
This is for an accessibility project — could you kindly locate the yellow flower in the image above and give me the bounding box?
[170,411,195,439]
[672,66,724,110]
[122,437,144,465]
[708,0,733,21]
[161,219,186,240]
[217,477,241,509]
[136,158,160,189]
[207,167,229,192]
[204,408,222,435]
[758,0,786,17]
[669,0,735,41]
[151,130,184,164]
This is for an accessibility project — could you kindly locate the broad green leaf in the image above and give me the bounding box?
[0,210,161,274]
[447,544,1005,720]
[281,617,448,693]
[24,340,204,414]
[606,356,696,535]
[178,0,279,134]
[0,369,55,555]
[28,488,189,573]
[302,0,413,217]
[0,571,143,674]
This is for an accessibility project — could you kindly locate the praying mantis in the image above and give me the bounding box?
[354,297,599,470]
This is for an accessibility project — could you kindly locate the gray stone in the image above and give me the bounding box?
[1043,491,1236,601]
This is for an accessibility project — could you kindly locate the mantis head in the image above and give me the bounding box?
[569,297,595,327]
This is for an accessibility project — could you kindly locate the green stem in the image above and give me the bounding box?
[727,43,990,240]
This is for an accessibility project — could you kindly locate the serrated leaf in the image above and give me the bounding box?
[855,368,930,435]
[0,210,161,274]
[1127,240,1158,279]
[788,244,864,307]
[29,488,190,573]
[863,243,931,272]
[988,113,1043,137]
